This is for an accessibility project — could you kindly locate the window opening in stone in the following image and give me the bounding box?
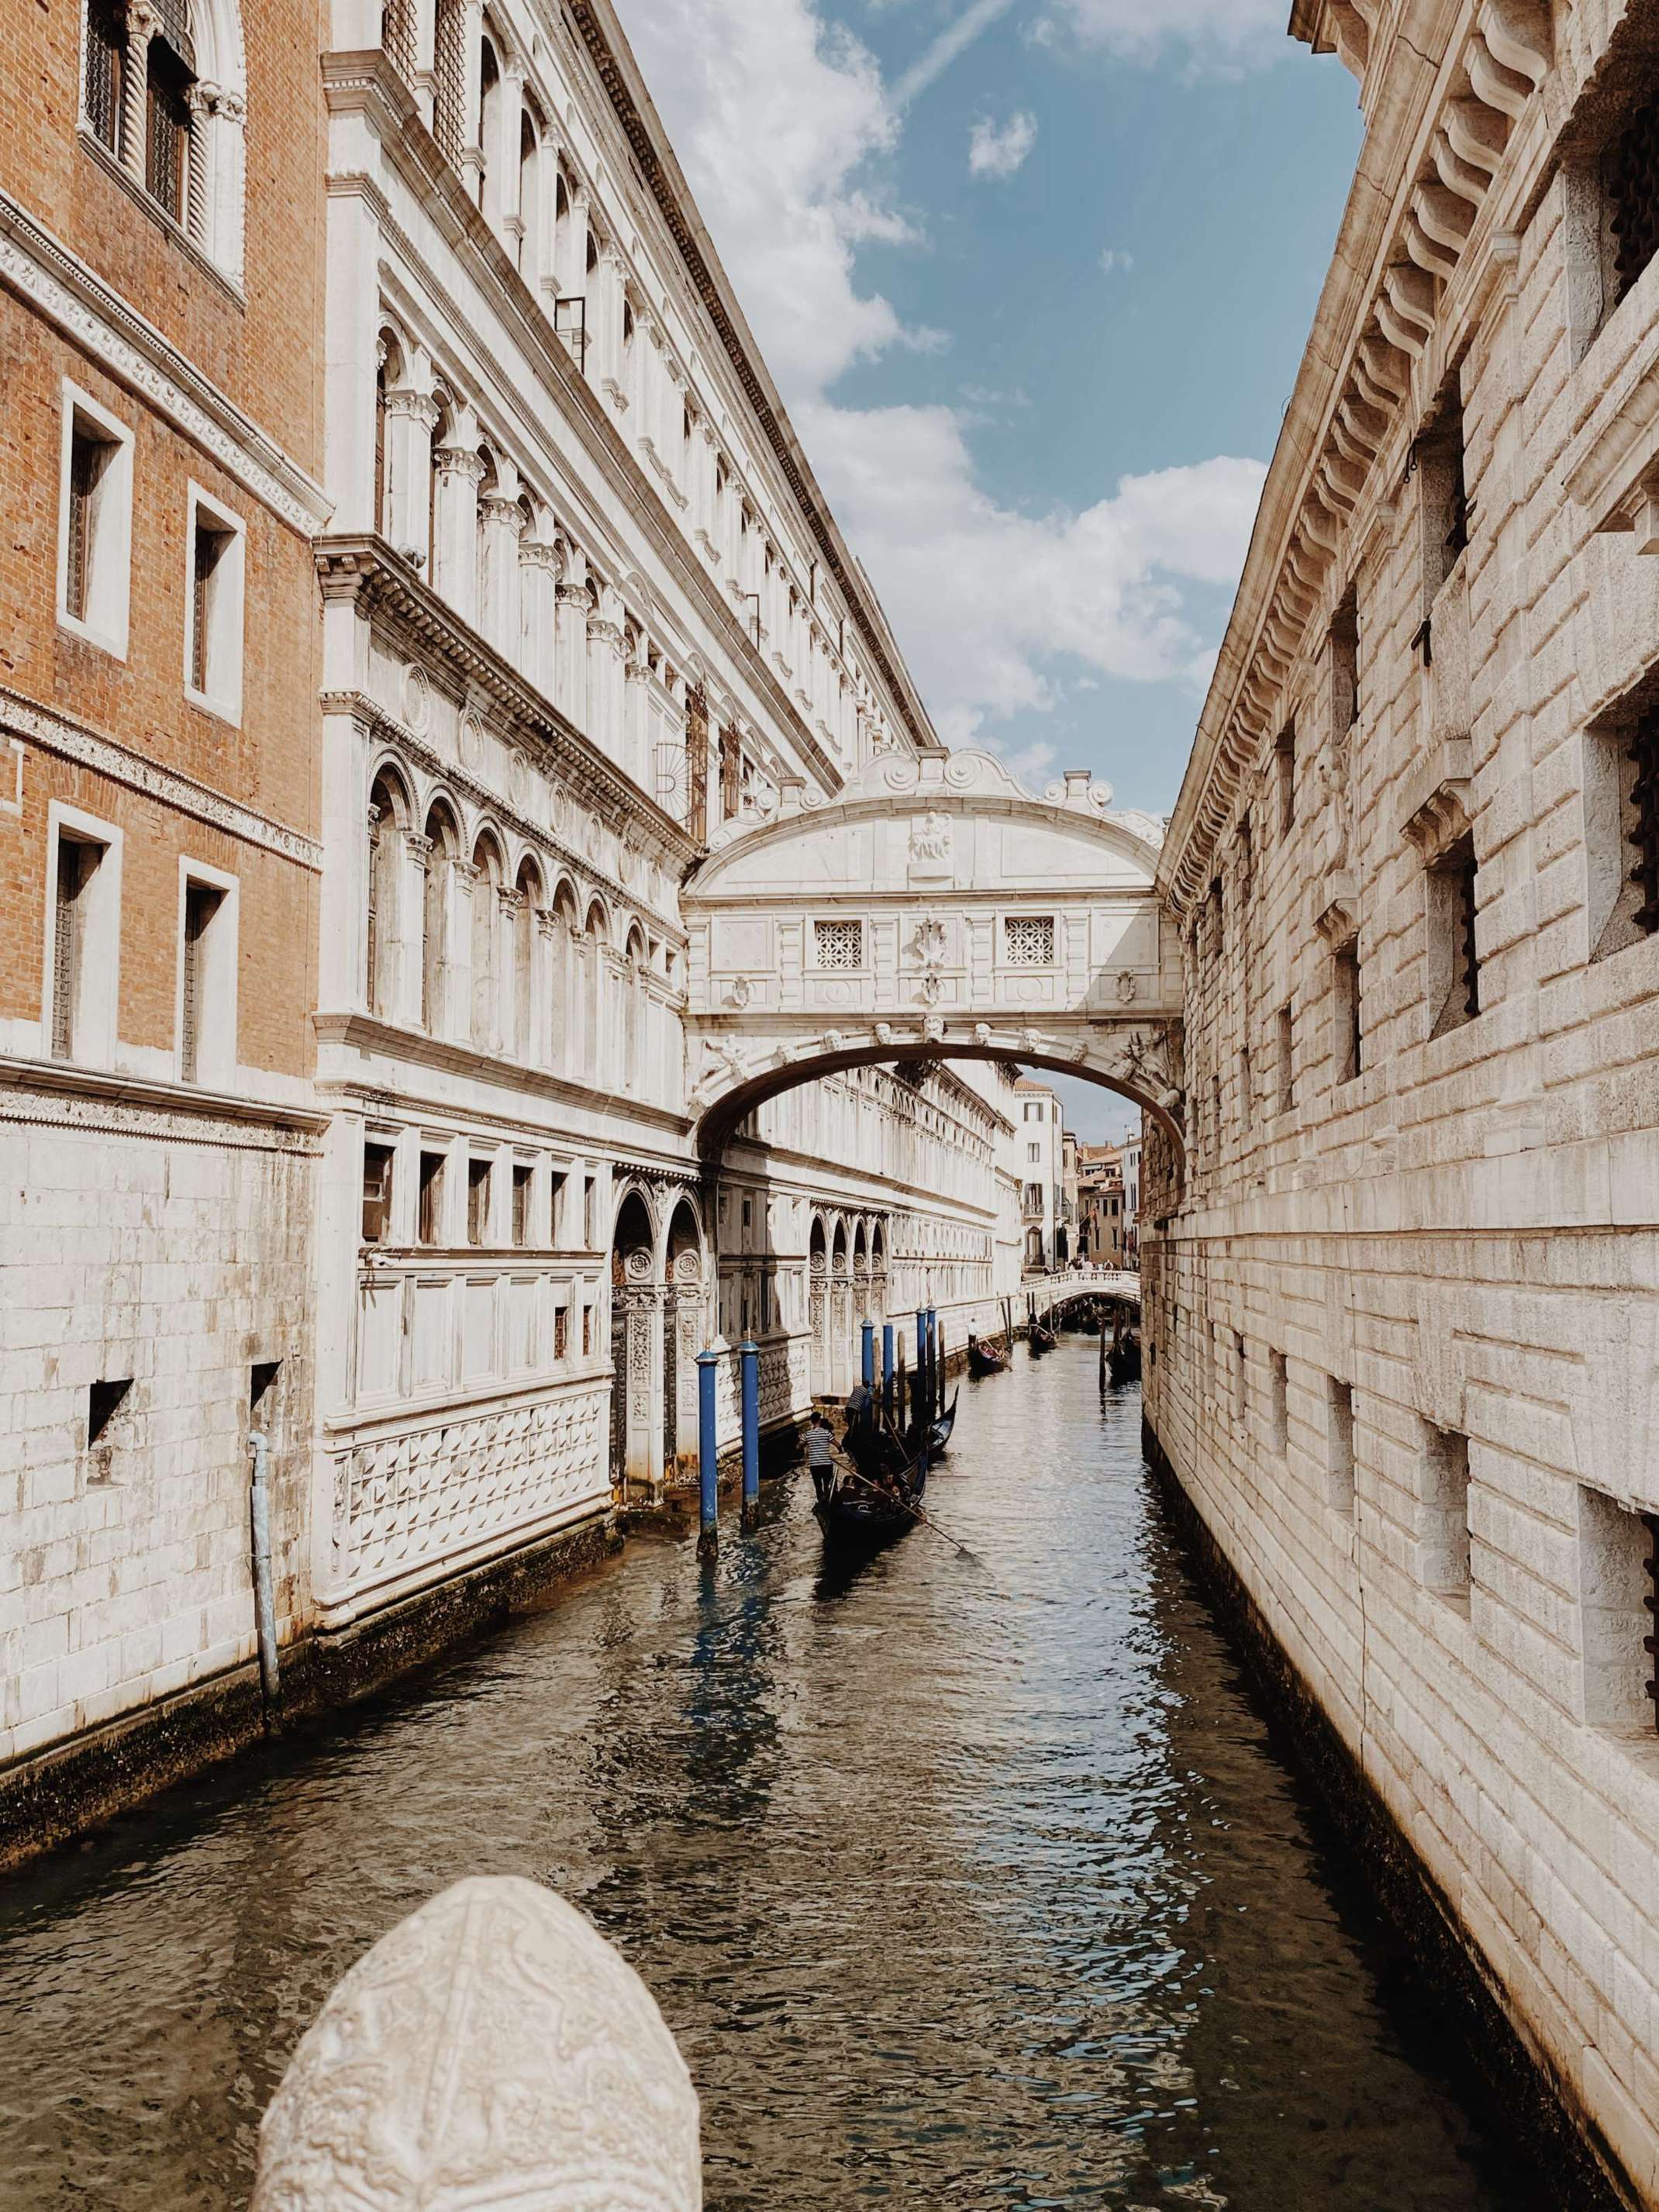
[1626,705,1659,938]
[512,1163,533,1247]
[1577,1486,1655,1728]
[1004,914,1056,968]
[467,1158,492,1244]
[52,834,101,1060]
[250,1361,281,1426]
[88,1376,133,1448]
[85,0,126,152]
[554,1304,569,1361]
[382,0,418,83]
[1276,1002,1294,1115]
[1269,1349,1288,1455]
[64,416,116,626]
[145,33,191,223]
[1274,725,1295,835]
[433,0,467,165]
[1430,833,1480,1036]
[1240,1043,1253,1132]
[418,1150,445,1244]
[1333,937,1361,1085]
[179,877,222,1084]
[362,1141,395,1244]
[814,918,863,971]
[1326,1377,1355,1514]
[188,503,240,709]
[1607,93,1659,309]
[1422,1423,1472,1602]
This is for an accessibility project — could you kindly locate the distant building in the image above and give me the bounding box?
[1012,1076,1063,1271]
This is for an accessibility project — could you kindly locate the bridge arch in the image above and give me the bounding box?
[681,749,1186,1161]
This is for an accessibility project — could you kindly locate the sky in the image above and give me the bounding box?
[616,0,1364,1139]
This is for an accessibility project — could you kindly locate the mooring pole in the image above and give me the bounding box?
[861,1320,875,1391]
[932,1313,944,1412]
[1099,1315,1108,1390]
[697,1349,719,1560]
[916,1308,928,1422]
[897,1344,908,1434]
[740,1338,760,1530]
[882,1321,895,1427]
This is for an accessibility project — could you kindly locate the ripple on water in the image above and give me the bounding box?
[0,1348,1558,2210]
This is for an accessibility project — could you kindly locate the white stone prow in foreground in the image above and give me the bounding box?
[251,1876,701,2210]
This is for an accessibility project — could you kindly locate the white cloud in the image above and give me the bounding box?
[1040,0,1285,64]
[969,109,1038,179]
[892,0,1020,106]
[617,0,1267,753]
[1098,247,1133,275]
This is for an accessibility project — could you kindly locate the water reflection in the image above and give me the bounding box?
[0,1345,1552,2210]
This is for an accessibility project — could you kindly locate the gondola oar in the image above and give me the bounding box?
[835,1466,980,1564]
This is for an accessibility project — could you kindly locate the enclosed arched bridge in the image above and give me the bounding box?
[681,750,1186,1154]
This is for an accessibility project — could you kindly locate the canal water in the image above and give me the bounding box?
[0,1341,1554,2210]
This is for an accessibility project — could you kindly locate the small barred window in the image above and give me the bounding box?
[813,919,864,971]
[1004,915,1055,968]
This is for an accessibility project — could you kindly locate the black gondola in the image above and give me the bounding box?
[1028,1318,1057,1355]
[815,1441,929,1551]
[968,1337,1009,1378]
[929,1389,959,1453]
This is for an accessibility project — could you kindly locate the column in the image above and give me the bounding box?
[383,387,438,564]
[431,426,485,624]
[119,2,159,185]
[555,548,589,730]
[457,0,485,203]
[619,1285,664,1496]
[586,585,625,759]
[442,857,478,1046]
[497,885,524,1057]
[399,831,432,1027]
[498,56,525,251]
[595,243,626,407]
[519,536,560,694]
[533,907,558,1068]
[478,481,525,660]
[623,638,651,789]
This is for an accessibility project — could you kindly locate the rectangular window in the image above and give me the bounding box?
[146,37,191,219]
[1028,1143,1041,1163]
[84,0,126,150]
[1589,704,1659,961]
[1325,1378,1356,1515]
[1232,1332,1246,1422]
[1239,1043,1253,1132]
[418,1150,446,1244]
[50,833,104,1061]
[582,1175,595,1248]
[1429,833,1480,1036]
[512,1163,533,1247]
[88,1375,133,1447]
[363,1141,395,1244]
[581,1303,592,1357]
[1415,381,1468,634]
[813,918,864,971]
[250,1360,282,1433]
[1268,1350,1288,1455]
[58,385,132,657]
[184,488,246,722]
[1004,914,1056,968]
[178,877,224,1084]
[1606,95,1659,312]
[1276,1002,1295,1115]
[467,1158,492,1245]
[1331,588,1359,733]
[554,1303,569,1361]
[1422,1423,1472,1602]
[1575,1487,1656,1730]
[1333,937,1361,1085]
[1274,725,1295,835]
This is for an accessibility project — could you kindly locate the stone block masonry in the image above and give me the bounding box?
[1150,5,1659,2204]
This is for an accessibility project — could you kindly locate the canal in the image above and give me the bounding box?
[0,1341,1555,2210]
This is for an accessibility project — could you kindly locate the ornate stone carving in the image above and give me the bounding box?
[251,1876,701,2210]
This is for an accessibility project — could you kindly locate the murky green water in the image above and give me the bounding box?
[0,1344,1554,2207]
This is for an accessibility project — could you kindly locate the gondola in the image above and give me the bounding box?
[967,1337,1009,1379]
[1107,1332,1143,1385]
[815,1439,929,1552]
[1028,1318,1058,1355]
[928,1389,959,1453]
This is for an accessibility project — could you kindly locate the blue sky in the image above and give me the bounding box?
[618,0,1362,1136]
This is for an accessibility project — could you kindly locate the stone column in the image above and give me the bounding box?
[443,857,478,1046]
[533,906,558,1068]
[496,884,524,1057]
[478,485,526,660]
[400,830,432,1028]
[431,437,485,626]
[384,388,439,566]
[119,2,160,186]
[586,588,625,760]
[617,1281,664,1496]
[555,551,589,729]
[498,56,525,250]
[623,638,652,789]
[519,536,560,695]
[595,243,626,408]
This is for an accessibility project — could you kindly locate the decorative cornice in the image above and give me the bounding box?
[0,186,328,533]
[0,1055,325,1146]
[562,2,941,761]
[0,682,322,868]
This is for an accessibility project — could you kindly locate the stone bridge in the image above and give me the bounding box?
[1028,1268,1143,1318]
[681,751,1186,1156]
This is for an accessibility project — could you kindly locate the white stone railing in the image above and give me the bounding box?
[1028,1268,1141,1317]
[252,1877,701,2209]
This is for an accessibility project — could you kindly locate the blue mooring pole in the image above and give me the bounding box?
[740,1338,760,1530]
[882,1322,895,1426]
[916,1307,928,1420]
[697,1349,719,1560]
[926,1306,939,1419]
[861,1320,875,1390]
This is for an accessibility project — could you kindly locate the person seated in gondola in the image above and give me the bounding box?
[804,1411,837,1506]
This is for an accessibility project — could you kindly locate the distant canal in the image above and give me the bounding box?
[0,1341,1559,2209]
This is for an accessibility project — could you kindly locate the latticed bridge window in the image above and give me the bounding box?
[382,0,419,86]
[813,920,864,971]
[1609,95,1659,309]
[1004,914,1056,968]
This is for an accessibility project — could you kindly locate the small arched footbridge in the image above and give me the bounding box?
[680,751,1186,1156]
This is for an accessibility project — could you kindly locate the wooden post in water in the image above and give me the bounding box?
[882,1322,895,1427]
[740,1338,760,1531]
[1099,1313,1108,1390]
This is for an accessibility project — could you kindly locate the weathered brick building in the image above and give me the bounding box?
[0,0,329,1787]
[1146,3,1659,2201]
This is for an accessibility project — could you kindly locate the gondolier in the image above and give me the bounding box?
[804,1411,838,1506]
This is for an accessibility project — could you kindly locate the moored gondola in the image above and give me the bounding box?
[929,1389,959,1453]
[814,1441,929,1552]
[967,1334,1009,1378]
[1028,1317,1058,1355]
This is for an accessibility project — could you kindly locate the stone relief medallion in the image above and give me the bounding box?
[550,789,569,837]
[508,750,529,808]
[822,982,852,1008]
[728,975,754,1009]
[459,710,485,769]
[623,1245,655,1282]
[401,663,431,734]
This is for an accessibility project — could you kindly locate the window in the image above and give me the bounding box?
[146,32,191,220]
[814,918,863,971]
[1415,381,1468,637]
[1240,1044,1253,1132]
[418,1149,446,1244]
[1332,937,1361,1085]
[1028,1143,1041,1163]
[1429,833,1480,1036]
[363,1141,395,1244]
[1004,914,1056,968]
[554,1304,569,1361]
[582,1175,595,1248]
[581,1303,592,1357]
[1575,1487,1656,1729]
[1232,1332,1246,1422]
[86,1376,133,1479]
[47,812,119,1067]
[467,1158,492,1244]
[1274,725,1295,835]
[184,488,245,721]
[1422,1424,1472,1602]
[719,726,742,821]
[84,0,126,153]
[1606,94,1659,311]
[250,1360,282,1432]
[178,875,225,1083]
[433,0,467,167]
[58,385,132,657]
[1268,1350,1288,1455]
[1276,1002,1295,1115]
[1325,1379,1355,1515]
[51,833,101,1060]
[512,1163,533,1247]
[1588,702,1659,960]
[1024,1103,1040,1122]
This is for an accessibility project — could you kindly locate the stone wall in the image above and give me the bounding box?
[1149,5,1659,2204]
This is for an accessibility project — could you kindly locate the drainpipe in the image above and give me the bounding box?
[247,1430,281,1715]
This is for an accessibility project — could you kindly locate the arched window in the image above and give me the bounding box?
[427,390,451,582]
[554,169,571,286]
[471,833,505,1051]
[519,109,541,278]
[549,884,579,1073]
[474,444,498,623]
[478,38,500,220]
[623,926,647,1094]
[422,801,460,1032]
[584,900,607,1080]
[374,333,403,540]
[366,766,409,1016]
[513,857,542,1058]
